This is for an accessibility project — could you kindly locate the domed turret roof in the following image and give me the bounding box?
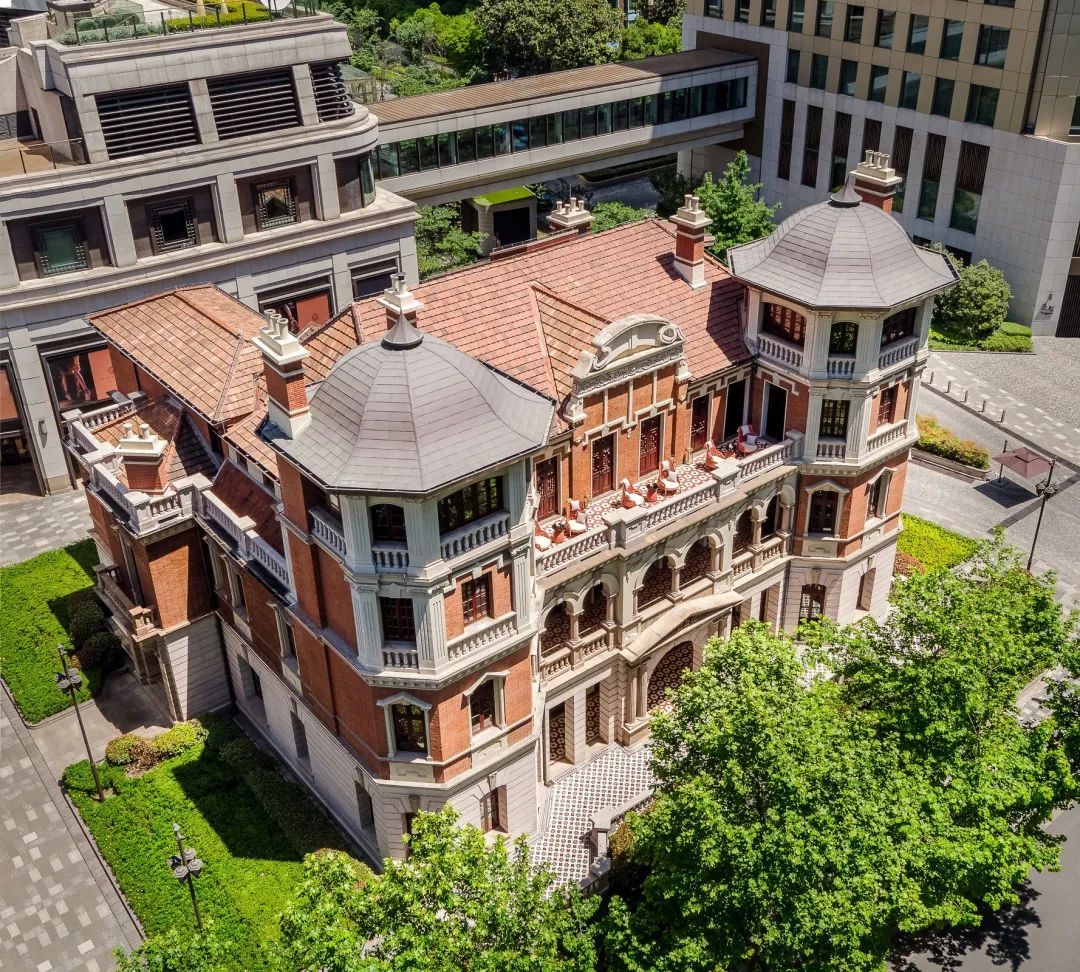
[276,288,554,494]
[727,184,957,310]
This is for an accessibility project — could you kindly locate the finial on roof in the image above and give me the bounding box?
[378,274,424,350]
[829,178,864,207]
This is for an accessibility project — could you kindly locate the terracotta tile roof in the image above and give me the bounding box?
[304,220,750,422]
[95,397,217,487]
[88,286,268,425]
[207,461,283,554]
[371,49,753,125]
[223,398,281,481]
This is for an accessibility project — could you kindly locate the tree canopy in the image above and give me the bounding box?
[415,203,485,278]
[589,201,655,233]
[605,533,1079,971]
[930,248,1013,340]
[620,17,682,60]
[474,0,623,76]
[275,812,599,971]
[693,150,780,263]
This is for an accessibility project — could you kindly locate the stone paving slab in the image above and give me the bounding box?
[0,487,92,568]
[0,690,142,972]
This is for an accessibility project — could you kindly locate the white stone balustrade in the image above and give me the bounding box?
[371,543,410,571]
[198,492,290,588]
[816,440,847,460]
[439,511,510,562]
[757,334,804,369]
[310,506,348,559]
[446,614,517,663]
[738,433,801,480]
[878,337,919,371]
[826,355,855,377]
[866,421,908,454]
[382,646,420,670]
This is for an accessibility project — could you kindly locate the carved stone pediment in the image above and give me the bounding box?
[570,314,690,400]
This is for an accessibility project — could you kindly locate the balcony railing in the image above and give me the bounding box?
[816,439,847,460]
[535,434,802,578]
[310,506,347,560]
[56,0,318,46]
[198,492,290,588]
[440,511,511,562]
[866,421,907,454]
[372,543,409,571]
[446,614,517,663]
[757,334,804,369]
[826,355,855,377]
[382,645,419,670]
[538,628,611,681]
[878,337,919,371]
[0,138,86,178]
[88,462,199,534]
[96,564,157,637]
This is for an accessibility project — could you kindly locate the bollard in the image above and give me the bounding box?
[928,370,934,385]
[962,389,969,403]
[980,396,988,412]
[945,379,952,394]
[1000,409,1006,423]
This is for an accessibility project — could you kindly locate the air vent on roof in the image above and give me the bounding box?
[310,62,354,123]
[95,84,199,160]
[207,69,301,141]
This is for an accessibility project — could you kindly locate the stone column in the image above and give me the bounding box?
[103,195,137,267]
[215,174,245,244]
[564,691,587,764]
[314,154,341,222]
[670,564,682,597]
[805,391,825,460]
[0,223,19,289]
[351,582,382,669]
[414,590,447,672]
[188,79,219,143]
[512,547,532,629]
[341,495,370,573]
[292,64,320,127]
[847,392,873,460]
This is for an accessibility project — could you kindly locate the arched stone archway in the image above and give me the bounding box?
[541,603,571,655]
[681,537,712,586]
[579,584,607,637]
[647,641,694,711]
[639,558,673,609]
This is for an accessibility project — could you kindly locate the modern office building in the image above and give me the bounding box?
[63,159,954,869]
[679,0,1080,336]
[0,5,417,496]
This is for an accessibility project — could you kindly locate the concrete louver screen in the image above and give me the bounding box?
[207,69,301,140]
[310,62,354,123]
[95,84,199,159]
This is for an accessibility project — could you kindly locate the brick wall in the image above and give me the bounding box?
[444,560,514,640]
[239,568,284,677]
[145,528,213,629]
[317,547,357,650]
[749,369,809,436]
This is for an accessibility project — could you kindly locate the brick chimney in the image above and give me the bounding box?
[116,420,170,494]
[671,194,711,289]
[547,197,593,234]
[253,309,310,438]
[377,273,424,333]
[851,150,903,211]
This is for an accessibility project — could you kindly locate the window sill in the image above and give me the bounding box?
[386,750,431,764]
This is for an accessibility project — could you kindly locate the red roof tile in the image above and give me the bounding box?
[88,286,267,425]
[208,461,283,553]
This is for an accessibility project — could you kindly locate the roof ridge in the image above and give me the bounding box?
[172,289,247,340]
[525,285,562,403]
[214,332,252,423]
[816,205,851,306]
[530,281,611,325]
[855,205,887,306]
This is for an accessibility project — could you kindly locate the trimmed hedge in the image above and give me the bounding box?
[104,720,208,769]
[66,717,350,971]
[916,416,990,470]
[0,540,107,723]
[929,321,1032,353]
[897,514,979,574]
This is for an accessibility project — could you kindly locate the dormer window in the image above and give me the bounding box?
[762,303,806,346]
[371,504,406,544]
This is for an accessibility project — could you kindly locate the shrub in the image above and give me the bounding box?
[915,415,990,470]
[981,329,1033,353]
[67,595,105,649]
[216,734,269,771]
[77,630,122,670]
[106,733,145,766]
[893,550,926,577]
[153,719,209,758]
[897,514,979,573]
[931,252,1012,341]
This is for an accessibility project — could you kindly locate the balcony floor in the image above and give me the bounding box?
[0,139,82,178]
[530,742,654,885]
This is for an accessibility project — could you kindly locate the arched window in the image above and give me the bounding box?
[760,495,781,539]
[540,603,571,655]
[734,510,754,553]
[639,559,673,609]
[371,503,406,544]
[579,585,607,637]
[682,538,712,586]
[798,584,827,621]
[829,320,858,354]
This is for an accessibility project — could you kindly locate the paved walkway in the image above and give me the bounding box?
[0,486,92,568]
[1,690,142,972]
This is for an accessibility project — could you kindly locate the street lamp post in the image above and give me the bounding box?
[54,642,104,802]
[1027,457,1059,572]
[168,824,204,931]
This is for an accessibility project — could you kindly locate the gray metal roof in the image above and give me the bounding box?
[274,316,554,494]
[727,187,958,310]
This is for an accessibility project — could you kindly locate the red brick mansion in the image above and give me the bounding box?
[64,153,955,861]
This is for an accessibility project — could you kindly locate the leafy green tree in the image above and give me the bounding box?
[931,250,1012,341]
[619,17,681,60]
[649,167,691,218]
[275,811,598,971]
[590,201,654,232]
[392,5,485,75]
[114,924,234,972]
[604,625,930,972]
[475,0,623,75]
[415,203,485,278]
[693,150,780,263]
[636,0,686,21]
[390,64,471,97]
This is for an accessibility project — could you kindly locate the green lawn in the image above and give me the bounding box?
[0,539,103,723]
[897,514,979,573]
[66,718,349,969]
[930,321,1032,353]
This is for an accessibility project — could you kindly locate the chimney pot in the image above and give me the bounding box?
[253,303,311,439]
[547,196,593,234]
[671,194,712,289]
[850,151,902,211]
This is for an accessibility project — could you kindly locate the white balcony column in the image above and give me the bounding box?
[351,581,383,669]
[414,590,447,672]
[807,311,833,376]
[188,79,219,143]
[215,174,245,244]
[745,289,762,346]
[512,547,531,628]
[314,154,341,222]
[405,499,440,573]
[636,669,648,720]
[505,462,530,538]
[670,564,682,597]
[906,369,924,438]
[340,495,370,573]
[103,196,137,268]
[855,316,883,374]
[915,298,934,347]
[848,392,874,460]
[805,391,825,459]
[568,609,580,644]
